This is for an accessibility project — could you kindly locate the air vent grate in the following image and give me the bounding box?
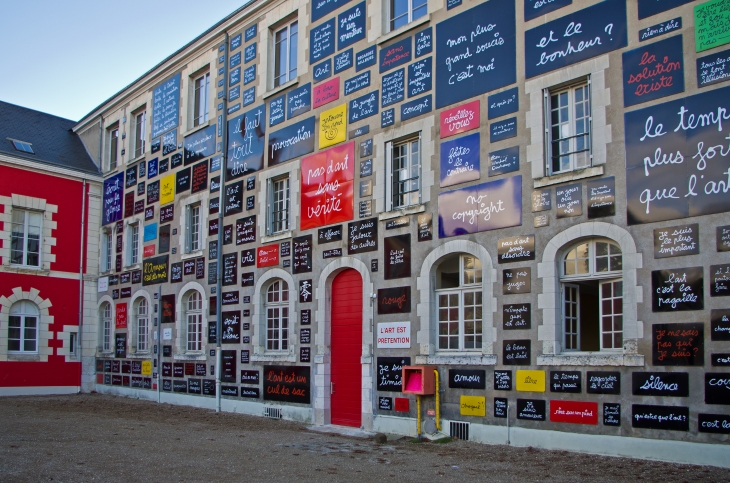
[449,421,470,441]
[263,406,282,419]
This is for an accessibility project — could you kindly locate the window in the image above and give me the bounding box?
[266,280,289,351]
[69,332,78,356]
[8,301,39,353]
[185,291,203,352]
[128,223,139,265]
[193,73,210,127]
[267,175,290,235]
[100,303,112,352]
[547,81,591,175]
[435,254,482,351]
[102,230,112,272]
[186,204,201,253]
[133,110,146,158]
[273,21,298,87]
[10,209,42,267]
[386,135,421,210]
[107,126,119,171]
[136,298,149,352]
[11,139,34,154]
[561,239,623,352]
[389,0,427,31]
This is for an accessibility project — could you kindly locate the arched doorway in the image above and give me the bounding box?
[330,269,363,427]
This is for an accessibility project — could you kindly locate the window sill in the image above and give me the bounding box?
[262,231,292,243]
[377,15,431,45]
[181,251,204,261]
[379,204,425,221]
[537,353,644,366]
[416,354,497,365]
[174,353,207,361]
[533,166,604,188]
[98,351,114,357]
[263,78,299,100]
[2,265,48,276]
[124,263,141,271]
[127,352,151,359]
[182,122,211,139]
[7,353,40,361]
[251,353,297,363]
[128,154,146,166]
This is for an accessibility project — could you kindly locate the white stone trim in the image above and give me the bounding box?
[0,194,57,270]
[176,282,208,356]
[251,268,297,362]
[128,290,153,355]
[96,295,114,356]
[0,288,54,362]
[178,192,209,256]
[415,240,497,363]
[373,115,435,215]
[260,0,309,94]
[524,54,611,180]
[536,222,644,366]
[312,257,374,429]
[256,159,301,240]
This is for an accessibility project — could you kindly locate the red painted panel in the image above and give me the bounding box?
[0,165,85,273]
[300,142,355,230]
[313,77,340,109]
[549,400,599,425]
[330,269,362,427]
[256,244,279,267]
[439,100,480,139]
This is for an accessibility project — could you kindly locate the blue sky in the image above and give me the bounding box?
[0,0,245,121]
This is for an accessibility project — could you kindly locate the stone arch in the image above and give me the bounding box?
[176,281,208,355]
[251,268,296,362]
[129,290,152,355]
[0,287,54,362]
[415,239,497,364]
[536,222,644,366]
[313,257,373,428]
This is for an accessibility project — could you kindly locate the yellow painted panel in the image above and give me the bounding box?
[141,360,152,376]
[319,103,347,149]
[459,395,486,417]
[515,370,546,392]
[160,174,175,205]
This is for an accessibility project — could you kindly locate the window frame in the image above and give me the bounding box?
[559,239,623,353]
[135,298,149,353]
[133,109,146,159]
[435,254,483,352]
[8,300,39,354]
[107,125,119,171]
[10,208,42,268]
[388,0,428,33]
[101,302,113,353]
[273,20,298,88]
[101,229,113,272]
[544,78,592,176]
[193,72,210,128]
[185,203,202,253]
[265,280,289,352]
[127,222,140,266]
[185,291,203,353]
[267,174,290,235]
[385,133,422,211]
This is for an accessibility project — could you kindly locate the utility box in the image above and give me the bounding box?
[402,365,436,395]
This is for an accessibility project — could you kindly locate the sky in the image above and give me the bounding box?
[0,0,246,121]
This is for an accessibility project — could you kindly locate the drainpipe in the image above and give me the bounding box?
[215,32,230,413]
[78,179,87,392]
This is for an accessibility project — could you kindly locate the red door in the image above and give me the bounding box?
[330,269,363,427]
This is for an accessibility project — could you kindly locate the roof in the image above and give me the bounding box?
[0,100,101,176]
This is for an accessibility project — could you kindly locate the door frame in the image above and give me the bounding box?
[313,258,373,429]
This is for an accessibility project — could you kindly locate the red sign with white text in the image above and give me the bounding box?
[257,244,280,267]
[549,400,598,425]
[439,99,480,139]
[300,142,355,230]
[115,302,128,329]
[313,77,340,109]
[143,245,156,257]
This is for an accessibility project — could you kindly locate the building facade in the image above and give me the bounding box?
[74,0,729,463]
[0,101,102,395]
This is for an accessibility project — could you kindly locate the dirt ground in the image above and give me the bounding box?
[0,394,726,483]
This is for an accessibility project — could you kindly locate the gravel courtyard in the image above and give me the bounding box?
[0,394,726,482]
